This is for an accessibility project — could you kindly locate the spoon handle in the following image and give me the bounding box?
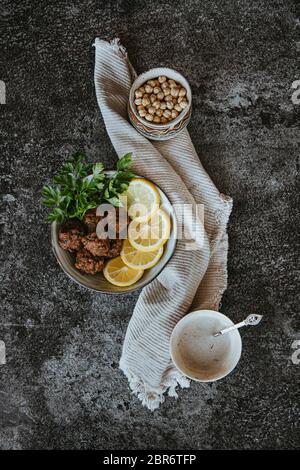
[214,314,263,337]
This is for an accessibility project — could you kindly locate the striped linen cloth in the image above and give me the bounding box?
[94,38,232,410]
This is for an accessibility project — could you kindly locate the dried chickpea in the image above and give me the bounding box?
[157,91,164,100]
[161,81,169,90]
[147,79,157,87]
[179,87,186,97]
[158,76,167,84]
[142,97,150,107]
[168,79,177,87]
[135,89,143,99]
[153,86,162,94]
[179,100,188,109]
[172,98,177,104]
[139,109,147,117]
[171,87,179,97]
[165,94,173,102]
[144,85,153,94]
[153,116,161,123]
[137,104,145,110]
[160,102,167,110]
[150,94,156,104]
[174,103,182,112]
[156,109,163,117]
[161,116,168,123]
[163,109,172,119]
[153,100,161,109]
[163,87,171,96]
[171,109,179,119]
[134,98,142,105]
[139,86,145,94]
[145,113,154,122]
[148,106,156,115]
[166,101,174,110]
[178,96,184,104]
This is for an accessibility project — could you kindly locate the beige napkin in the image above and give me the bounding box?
[94,38,232,410]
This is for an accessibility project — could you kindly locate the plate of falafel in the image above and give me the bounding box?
[44,153,177,293]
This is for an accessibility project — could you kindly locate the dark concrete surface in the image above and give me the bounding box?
[0,0,299,450]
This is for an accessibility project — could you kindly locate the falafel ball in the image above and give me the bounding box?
[107,239,123,258]
[58,218,86,252]
[82,232,110,257]
[75,249,105,275]
[83,208,101,232]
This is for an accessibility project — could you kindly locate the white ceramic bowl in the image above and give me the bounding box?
[51,178,177,294]
[170,310,242,382]
[128,67,192,141]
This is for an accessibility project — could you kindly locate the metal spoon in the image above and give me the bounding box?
[213,314,263,337]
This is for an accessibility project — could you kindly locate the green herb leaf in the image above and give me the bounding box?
[106,196,122,207]
[60,162,74,175]
[117,153,132,171]
[47,208,66,223]
[93,162,104,176]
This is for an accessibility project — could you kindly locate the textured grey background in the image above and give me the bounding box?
[0,0,299,450]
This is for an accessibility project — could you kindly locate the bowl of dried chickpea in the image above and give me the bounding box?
[128,67,192,141]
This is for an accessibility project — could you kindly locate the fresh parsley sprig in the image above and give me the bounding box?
[42,152,134,223]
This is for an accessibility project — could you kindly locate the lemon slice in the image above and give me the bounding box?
[121,178,160,222]
[128,209,171,252]
[121,239,164,270]
[103,256,144,287]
